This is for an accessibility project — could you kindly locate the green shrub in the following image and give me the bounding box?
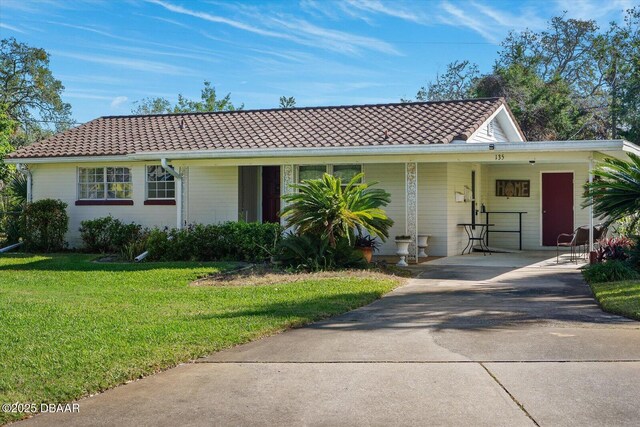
[582,261,640,283]
[275,234,367,272]
[20,199,68,252]
[79,216,145,254]
[145,222,283,262]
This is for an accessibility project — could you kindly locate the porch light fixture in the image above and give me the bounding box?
[489,144,495,150]
[529,160,536,165]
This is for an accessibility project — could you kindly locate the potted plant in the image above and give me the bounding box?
[355,235,379,263]
[395,235,412,267]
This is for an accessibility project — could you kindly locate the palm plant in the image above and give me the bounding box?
[281,173,394,247]
[583,153,640,229]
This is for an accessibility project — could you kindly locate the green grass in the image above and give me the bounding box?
[589,281,640,321]
[0,254,400,423]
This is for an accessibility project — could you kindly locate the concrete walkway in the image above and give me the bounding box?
[21,253,640,426]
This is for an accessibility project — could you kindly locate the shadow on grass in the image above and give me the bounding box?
[0,253,237,273]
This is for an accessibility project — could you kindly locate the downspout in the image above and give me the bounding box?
[588,156,594,253]
[160,158,183,229]
[16,163,32,203]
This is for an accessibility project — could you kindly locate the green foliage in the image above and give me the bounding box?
[0,253,397,424]
[281,173,393,247]
[279,96,296,108]
[405,8,640,142]
[79,216,146,254]
[132,81,243,114]
[275,234,367,272]
[582,261,640,284]
[583,153,640,229]
[19,199,68,252]
[403,60,480,102]
[145,222,283,262]
[0,38,72,135]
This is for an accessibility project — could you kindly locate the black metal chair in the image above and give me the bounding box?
[557,226,590,263]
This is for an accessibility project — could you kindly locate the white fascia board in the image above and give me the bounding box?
[622,140,640,156]
[7,139,634,164]
[131,140,627,160]
[4,155,130,164]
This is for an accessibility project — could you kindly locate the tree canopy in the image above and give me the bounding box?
[0,38,72,136]
[279,96,296,108]
[405,8,639,143]
[131,81,242,114]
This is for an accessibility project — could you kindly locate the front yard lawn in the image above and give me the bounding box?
[0,254,400,423]
[589,281,640,321]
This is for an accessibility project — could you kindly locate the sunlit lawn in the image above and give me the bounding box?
[0,253,400,423]
[590,280,640,321]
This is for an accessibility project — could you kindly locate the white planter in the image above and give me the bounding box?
[395,239,412,267]
[417,234,431,258]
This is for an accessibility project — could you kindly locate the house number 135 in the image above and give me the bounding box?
[495,154,505,160]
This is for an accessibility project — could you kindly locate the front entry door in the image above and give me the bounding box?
[542,172,573,246]
[262,166,281,223]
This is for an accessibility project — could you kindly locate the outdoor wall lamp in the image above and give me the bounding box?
[489,144,495,150]
[529,160,536,165]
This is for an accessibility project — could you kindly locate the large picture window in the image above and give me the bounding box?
[78,167,132,200]
[146,165,175,199]
[298,164,363,183]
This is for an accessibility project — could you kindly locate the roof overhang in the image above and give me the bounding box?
[6,139,637,164]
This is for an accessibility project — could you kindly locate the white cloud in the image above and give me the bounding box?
[52,51,194,75]
[111,96,128,108]
[148,0,399,55]
[343,0,426,24]
[0,23,27,34]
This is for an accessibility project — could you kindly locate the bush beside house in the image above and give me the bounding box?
[19,198,68,252]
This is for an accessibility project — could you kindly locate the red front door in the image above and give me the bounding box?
[262,166,281,223]
[542,172,574,246]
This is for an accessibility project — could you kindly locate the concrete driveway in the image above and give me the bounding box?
[21,252,640,426]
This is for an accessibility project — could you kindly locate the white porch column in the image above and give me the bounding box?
[588,157,594,251]
[405,162,418,263]
[281,164,295,227]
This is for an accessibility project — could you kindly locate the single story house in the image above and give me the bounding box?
[6,98,639,260]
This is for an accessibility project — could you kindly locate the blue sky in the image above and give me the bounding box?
[0,0,633,124]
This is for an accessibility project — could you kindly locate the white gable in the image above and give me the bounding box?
[466,105,525,143]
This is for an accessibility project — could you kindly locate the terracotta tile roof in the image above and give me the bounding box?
[8,98,514,159]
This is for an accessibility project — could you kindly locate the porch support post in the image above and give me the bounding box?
[588,157,594,251]
[281,164,295,227]
[405,162,418,263]
[161,159,183,229]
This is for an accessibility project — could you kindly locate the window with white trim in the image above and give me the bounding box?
[297,164,363,186]
[146,165,175,199]
[298,165,327,182]
[78,167,132,200]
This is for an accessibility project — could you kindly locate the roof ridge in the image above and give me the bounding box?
[100,97,504,119]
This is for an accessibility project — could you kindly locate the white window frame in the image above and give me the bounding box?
[296,164,364,186]
[145,165,176,200]
[77,166,133,201]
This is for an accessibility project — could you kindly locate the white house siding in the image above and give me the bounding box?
[468,119,508,143]
[365,163,406,256]
[446,163,475,256]
[186,166,238,225]
[483,163,590,250]
[417,163,448,257]
[30,162,176,247]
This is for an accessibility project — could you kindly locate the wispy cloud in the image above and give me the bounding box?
[0,23,27,34]
[553,0,633,22]
[110,96,128,108]
[147,0,399,55]
[438,1,546,43]
[343,0,426,24]
[53,51,194,75]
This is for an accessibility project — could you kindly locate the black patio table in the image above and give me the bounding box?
[457,223,494,255]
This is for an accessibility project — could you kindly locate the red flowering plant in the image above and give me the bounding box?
[596,236,634,262]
